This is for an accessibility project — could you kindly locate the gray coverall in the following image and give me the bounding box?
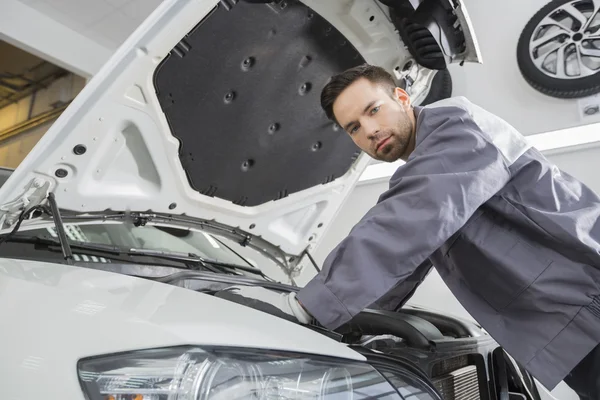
[296,97,600,391]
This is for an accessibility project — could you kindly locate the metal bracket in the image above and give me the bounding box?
[0,178,51,230]
[133,216,149,227]
[285,255,304,278]
[240,234,251,247]
[219,0,239,11]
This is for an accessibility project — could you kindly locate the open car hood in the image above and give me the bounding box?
[0,0,479,259]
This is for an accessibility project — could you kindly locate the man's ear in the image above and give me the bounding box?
[393,87,411,106]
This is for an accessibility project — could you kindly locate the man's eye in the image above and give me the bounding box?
[350,125,359,134]
[371,106,380,114]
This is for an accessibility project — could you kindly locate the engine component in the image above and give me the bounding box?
[337,309,444,350]
[401,307,480,338]
[433,365,480,400]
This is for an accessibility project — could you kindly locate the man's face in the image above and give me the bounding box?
[333,78,416,162]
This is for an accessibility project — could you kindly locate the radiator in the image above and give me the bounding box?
[432,365,480,400]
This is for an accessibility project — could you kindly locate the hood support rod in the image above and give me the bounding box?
[47,192,73,265]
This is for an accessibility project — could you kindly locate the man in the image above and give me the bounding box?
[221,64,600,398]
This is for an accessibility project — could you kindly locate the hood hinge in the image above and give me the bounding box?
[0,178,51,230]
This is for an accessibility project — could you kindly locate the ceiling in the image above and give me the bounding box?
[10,0,600,144]
[18,0,163,49]
[0,39,69,110]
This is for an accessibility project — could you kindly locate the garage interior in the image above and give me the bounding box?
[1,0,599,399]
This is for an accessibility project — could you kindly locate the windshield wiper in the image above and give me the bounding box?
[2,233,268,278]
[0,192,75,265]
[126,248,269,278]
[0,192,269,279]
[47,192,74,265]
[5,235,120,253]
[147,269,293,290]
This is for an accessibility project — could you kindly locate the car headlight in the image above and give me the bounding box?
[77,346,407,400]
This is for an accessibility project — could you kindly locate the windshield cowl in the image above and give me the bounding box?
[3,210,305,285]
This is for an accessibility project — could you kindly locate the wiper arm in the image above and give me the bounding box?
[47,192,73,265]
[0,192,76,266]
[4,234,266,277]
[196,256,265,276]
[5,235,219,271]
[6,235,121,253]
[147,269,292,290]
[128,249,269,279]
[0,192,268,278]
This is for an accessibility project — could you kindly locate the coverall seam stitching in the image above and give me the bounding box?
[503,191,556,240]
[443,209,486,256]
[498,192,574,255]
[320,282,353,319]
[588,296,600,319]
[416,104,514,184]
[500,193,600,294]
[525,305,584,367]
[501,260,554,311]
[468,117,514,181]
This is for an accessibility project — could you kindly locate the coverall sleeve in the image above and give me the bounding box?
[296,103,516,330]
[371,259,433,312]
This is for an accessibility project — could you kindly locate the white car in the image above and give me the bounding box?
[0,0,545,399]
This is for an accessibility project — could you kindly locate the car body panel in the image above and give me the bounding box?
[450,0,483,63]
[0,257,364,398]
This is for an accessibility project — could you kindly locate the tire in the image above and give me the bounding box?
[420,68,453,106]
[516,0,600,98]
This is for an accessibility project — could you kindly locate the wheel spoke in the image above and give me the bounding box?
[579,45,600,57]
[532,44,555,70]
[535,40,565,59]
[555,45,568,78]
[576,44,597,75]
[531,29,568,49]
[560,3,589,29]
[584,0,600,31]
[541,15,576,33]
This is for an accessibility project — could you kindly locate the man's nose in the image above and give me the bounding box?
[364,120,380,139]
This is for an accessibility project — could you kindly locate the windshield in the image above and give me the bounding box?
[0,169,291,283]
[6,221,290,283]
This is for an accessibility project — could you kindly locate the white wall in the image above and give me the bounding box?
[1,0,112,77]
[448,0,598,135]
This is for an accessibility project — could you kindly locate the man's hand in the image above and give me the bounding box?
[215,286,313,324]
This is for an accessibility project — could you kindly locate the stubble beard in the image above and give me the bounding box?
[375,118,413,162]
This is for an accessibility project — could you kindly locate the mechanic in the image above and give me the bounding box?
[220,64,600,398]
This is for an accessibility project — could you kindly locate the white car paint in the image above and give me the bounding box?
[0,258,363,398]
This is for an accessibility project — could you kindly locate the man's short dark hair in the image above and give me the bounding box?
[320,63,397,124]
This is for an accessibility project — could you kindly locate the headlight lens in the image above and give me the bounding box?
[78,347,405,400]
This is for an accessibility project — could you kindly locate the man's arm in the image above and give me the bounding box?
[296,101,523,330]
[371,259,434,311]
